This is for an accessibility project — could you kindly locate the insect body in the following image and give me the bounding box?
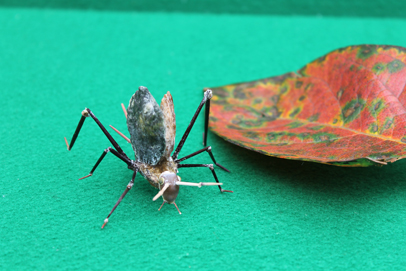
[65,86,231,228]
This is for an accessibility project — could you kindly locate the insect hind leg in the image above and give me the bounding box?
[78,147,132,180]
[175,146,230,172]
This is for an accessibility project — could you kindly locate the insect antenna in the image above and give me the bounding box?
[101,170,137,229]
[121,103,127,119]
[110,125,131,143]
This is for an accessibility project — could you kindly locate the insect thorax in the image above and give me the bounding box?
[136,157,178,188]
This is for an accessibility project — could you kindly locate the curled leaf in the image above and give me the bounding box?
[208,45,406,167]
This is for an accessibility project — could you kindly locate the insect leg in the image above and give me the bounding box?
[172,89,213,160]
[78,147,132,180]
[65,108,129,160]
[101,170,138,229]
[175,146,230,172]
[64,110,87,150]
[177,164,233,193]
[203,97,210,147]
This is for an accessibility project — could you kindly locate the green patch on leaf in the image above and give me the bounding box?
[295,81,303,88]
[369,123,378,133]
[214,89,230,98]
[280,85,288,94]
[357,45,378,60]
[342,99,366,124]
[286,121,304,129]
[253,98,262,104]
[297,132,311,141]
[244,131,260,140]
[369,98,385,118]
[233,88,247,99]
[307,125,324,130]
[270,95,280,104]
[381,117,394,132]
[312,132,336,143]
[372,63,385,74]
[387,59,405,73]
[308,113,320,122]
[289,108,301,118]
[209,116,218,122]
[304,83,313,91]
[266,131,296,142]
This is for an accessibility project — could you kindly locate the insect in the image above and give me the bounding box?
[65,86,232,228]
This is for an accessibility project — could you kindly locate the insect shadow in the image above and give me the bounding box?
[65,86,232,228]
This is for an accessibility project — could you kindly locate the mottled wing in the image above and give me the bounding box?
[160,91,176,159]
[127,86,166,165]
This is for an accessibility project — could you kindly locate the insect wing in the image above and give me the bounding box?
[127,86,166,165]
[160,91,176,159]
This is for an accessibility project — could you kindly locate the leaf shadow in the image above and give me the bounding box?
[216,135,406,206]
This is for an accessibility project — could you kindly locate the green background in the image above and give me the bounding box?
[1,1,406,270]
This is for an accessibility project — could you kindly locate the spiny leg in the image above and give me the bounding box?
[65,108,129,160]
[79,147,131,180]
[102,170,138,229]
[203,95,210,146]
[172,89,213,160]
[178,164,233,193]
[175,146,230,172]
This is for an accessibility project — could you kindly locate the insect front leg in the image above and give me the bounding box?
[172,89,213,160]
[175,146,230,172]
[177,164,233,193]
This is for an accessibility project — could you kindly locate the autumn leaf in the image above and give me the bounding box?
[207,45,406,167]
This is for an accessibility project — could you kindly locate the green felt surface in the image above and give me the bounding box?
[3,0,406,18]
[1,7,406,271]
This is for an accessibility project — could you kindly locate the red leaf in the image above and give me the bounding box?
[207,45,406,167]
